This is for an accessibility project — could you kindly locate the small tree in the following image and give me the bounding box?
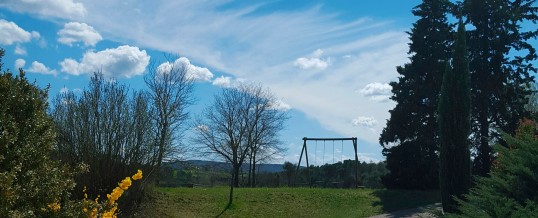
[0,48,77,217]
[437,20,472,213]
[283,161,295,187]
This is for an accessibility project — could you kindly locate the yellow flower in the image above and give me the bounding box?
[47,202,61,212]
[132,169,143,180]
[102,206,118,218]
[90,208,98,218]
[107,187,124,204]
[119,177,132,190]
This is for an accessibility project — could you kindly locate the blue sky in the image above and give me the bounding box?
[0,0,426,164]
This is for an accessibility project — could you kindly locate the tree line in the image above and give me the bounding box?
[381,0,537,190]
[0,49,289,214]
[380,0,538,213]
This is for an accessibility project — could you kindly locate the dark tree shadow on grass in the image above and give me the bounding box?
[371,189,441,213]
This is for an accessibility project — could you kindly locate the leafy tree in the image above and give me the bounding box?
[453,119,538,217]
[437,20,472,213]
[0,48,78,217]
[462,0,538,176]
[380,0,453,189]
[282,161,295,187]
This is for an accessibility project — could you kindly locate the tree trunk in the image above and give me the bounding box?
[252,151,257,187]
[155,124,168,185]
[248,153,252,187]
[233,164,240,187]
[227,167,234,208]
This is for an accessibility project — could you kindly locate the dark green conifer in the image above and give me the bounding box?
[438,19,471,213]
[380,0,453,189]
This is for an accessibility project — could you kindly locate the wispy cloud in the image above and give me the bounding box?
[294,49,331,70]
[14,45,27,55]
[7,1,410,145]
[0,0,86,20]
[352,116,378,128]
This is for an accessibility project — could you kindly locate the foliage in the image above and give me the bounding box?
[453,119,538,217]
[294,160,388,189]
[463,0,538,176]
[135,187,440,217]
[283,161,295,187]
[437,20,471,213]
[82,170,143,218]
[51,73,154,213]
[0,48,79,217]
[380,0,453,189]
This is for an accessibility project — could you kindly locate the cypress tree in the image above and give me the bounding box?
[437,20,471,213]
[380,0,453,189]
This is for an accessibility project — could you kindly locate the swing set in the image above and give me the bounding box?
[295,137,360,188]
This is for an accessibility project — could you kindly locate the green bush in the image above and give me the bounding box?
[0,49,79,217]
[452,119,538,217]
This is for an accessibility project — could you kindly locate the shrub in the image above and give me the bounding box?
[452,119,538,217]
[0,49,79,217]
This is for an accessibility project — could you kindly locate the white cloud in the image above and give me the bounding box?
[41,1,412,160]
[212,76,233,88]
[27,61,57,76]
[293,49,331,70]
[31,31,40,39]
[0,0,86,19]
[14,45,27,55]
[0,19,32,45]
[270,99,292,111]
[358,82,392,102]
[58,22,102,47]
[157,57,213,82]
[60,45,150,78]
[15,59,25,69]
[351,116,378,128]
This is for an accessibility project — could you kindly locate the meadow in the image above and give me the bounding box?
[134,187,440,218]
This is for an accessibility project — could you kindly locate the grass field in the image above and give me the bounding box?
[133,187,440,218]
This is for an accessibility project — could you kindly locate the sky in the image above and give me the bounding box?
[0,0,426,164]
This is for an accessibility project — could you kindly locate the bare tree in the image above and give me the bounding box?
[145,57,195,184]
[192,83,288,206]
[52,73,157,198]
[244,86,288,187]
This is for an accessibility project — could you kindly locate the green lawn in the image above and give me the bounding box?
[133,187,440,218]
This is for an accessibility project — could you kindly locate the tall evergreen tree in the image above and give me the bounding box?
[438,20,472,213]
[380,0,453,189]
[463,0,538,176]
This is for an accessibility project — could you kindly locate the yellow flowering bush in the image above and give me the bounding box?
[82,170,143,218]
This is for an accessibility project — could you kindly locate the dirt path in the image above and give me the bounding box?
[369,203,442,218]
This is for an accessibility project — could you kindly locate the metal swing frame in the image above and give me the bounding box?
[295,137,360,188]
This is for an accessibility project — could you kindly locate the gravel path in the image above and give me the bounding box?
[369,203,443,218]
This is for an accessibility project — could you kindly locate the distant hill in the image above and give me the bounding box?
[164,160,287,173]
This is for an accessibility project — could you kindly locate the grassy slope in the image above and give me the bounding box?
[134,187,440,218]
